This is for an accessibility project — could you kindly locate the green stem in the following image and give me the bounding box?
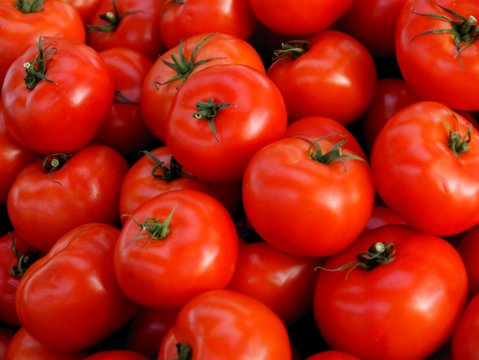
[175,343,192,360]
[14,0,44,13]
[193,98,235,143]
[272,40,310,62]
[24,36,57,90]
[443,116,472,157]
[9,233,41,278]
[114,90,139,104]
[42,153,72,173]
[142,151,184,182]
[87,0,140,32]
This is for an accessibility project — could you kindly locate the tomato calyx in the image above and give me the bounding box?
[444,118,472,157]
[316,242,396,278]
[175,342,192,360]
[114,90,139,104]
[411,2,479,65]
[13,0,44,13]
[8,232,41,278]
[87,0,140,33]
[142,151,186,182]
[42,153,72,173]
[272,40,310,62]
[155,33,220,86]
[24,36,57,90]
[193,98,235,142]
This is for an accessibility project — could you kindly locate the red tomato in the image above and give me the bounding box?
[5,327,86,360]
[0,0,85,89]
[0,231,40,326]
[248,0,353,37]
[242,136,375,257]
[361,78,420,149]
[268,30,377,125]
[95,47,155,156]
[114,189,239,309]
[125,308,178,359]
[0,102,38,205]
[314,224,468,360]
[306,350,360,360]
[457,225,479,297]
[396,0,479,110]
[7,144,129,252]
[63,0,103,23]
[86,0,163,60]
[370,101,479,236]
[159,0,256,49]
[16,223,138,352]
[451,293,479,360]
[165,63,287,183]
[2,36,114,154]
[83,350,149,360]
[364,204,407,232]
[118,146,240,220]
[140,32,265,144]
[158,289,292,360]
[227,239,320,325]
[335,0,409,58]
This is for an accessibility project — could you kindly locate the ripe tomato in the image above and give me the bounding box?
[114,189,239,309]
[2,36,114,154]
[396,0,479,110]
[248,0,353,36]
[165,63,287,183]
[118,146,240,220]
[158,289,292,360]
[457,225,479,297]
[159,0,256,49]
[242,136,375,257]
[140,32,265,144]
[451,293,479,360]
[95,47,155,156]
[86,0,164,60]
[16,223,138,352]
[7,144,129,252]
[370,101,479,236]
[364,204,406,232]
[63,0,103,23]
[314,224,468,360]
[227,239,319,325]
[83,350,149,360]
[268,30,377,125]
[0,0,86,88]
[306,351,360,360]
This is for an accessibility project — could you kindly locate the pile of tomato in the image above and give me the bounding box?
[2,0,479,359]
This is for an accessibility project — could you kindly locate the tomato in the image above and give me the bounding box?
[451,293,479,360]
[242,136,375,257]
[140,32,265,144]
[457,225,479,297]
[83,350,149,360]
[335,0,409,58]
[0,231,40,326]
[158,289,292,360]
[159,0,256,49]
[86,0,163,60]
[125,308,178,359]
[396,0,479,110]
[314,224,468,360]
[165,63,287,184]
[248,0,353,37]
[7,143,129,252]
[0,102,38,205]
[16,223,138,352]
[364,204,406,232]
[0,0,86,89]
[0,326,14,360]
[2,36,114,154]
[306,350,360,360]
[114,189,238,309]
[360,78,420,149]
[62,0,103,23]
[227,239,319,325]
[370,101,479,236]
[268,30,377,125]
[95,47,155,156]
[118,146,240,221]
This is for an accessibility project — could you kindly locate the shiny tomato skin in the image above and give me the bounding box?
[140,32,265,144]
[114,189,239,309]
[16,223,138,352]
[2,36,115,154]
[396,0,479,110]
[7,144,129,253]
[118,146,240,220]
[451,294,479,360]
[248,0,353,37]
[95,47,155,156]
[158,289,292,360]
[159,0,256,49]
[457,225,479,297]
[83,350,149,360]
[364,204,406,232]
[268,30,377,125]
[242,136,375,257]
[370,101,479,236]
[0,0,86,89]
[165,63,287,184]
[314,224,468,360]
[63,0,103,23]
